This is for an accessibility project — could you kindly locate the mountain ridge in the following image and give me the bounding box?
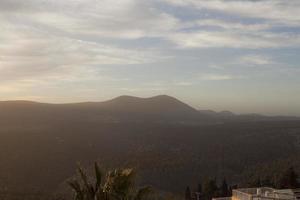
[0,95,300,194]
[0,95,299,120]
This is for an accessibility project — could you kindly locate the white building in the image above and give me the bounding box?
[213,187,300,200]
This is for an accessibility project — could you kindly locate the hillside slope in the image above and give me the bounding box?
[0,96,299,195]
[0,95,212,125]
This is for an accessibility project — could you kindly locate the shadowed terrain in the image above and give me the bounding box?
[0,95,299,195]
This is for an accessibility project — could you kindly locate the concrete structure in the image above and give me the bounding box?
[213,187,300,200]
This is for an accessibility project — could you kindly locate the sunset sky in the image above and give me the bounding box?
[1,0,300,115]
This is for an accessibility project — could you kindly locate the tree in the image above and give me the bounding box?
[203,179,218,200]
[185,186,192,200]
[68,162,152,200]
[247,177,261,188]
[68,162,105,200]
[104,168,152,200]
[197,183,202,193]
[279,167,299,189]
[261,177,272,187]
[220,178,229,197]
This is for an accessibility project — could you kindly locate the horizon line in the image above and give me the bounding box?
[0,95,299,118]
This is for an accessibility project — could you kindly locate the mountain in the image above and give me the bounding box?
[100,95,198,114]
[95,95,206,122]
[0,95,210,125]
[0,95,297,125]
[0,95,299,196]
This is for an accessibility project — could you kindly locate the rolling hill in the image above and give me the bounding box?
[0,95,299,196]
[0,95,211,125]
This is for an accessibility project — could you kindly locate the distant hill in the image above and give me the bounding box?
[0,95,299,195]
[0,95,212,125]
[0,95,298,125]
[100,95,197,114]
[93,95,209,123]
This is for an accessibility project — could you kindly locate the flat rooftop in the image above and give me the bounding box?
[232,187,296,200]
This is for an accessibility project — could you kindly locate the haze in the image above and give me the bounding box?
[1,0,300,116]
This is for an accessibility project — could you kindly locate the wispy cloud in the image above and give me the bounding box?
[162,0,300,49]
[163,0,300,26]
[238,55,274,66]
[184,19,272,32]
[120,87,167,92]
[199,73,240,81]
[0,23,165,83]
[169,30,300,49]
[175,81,194,86]
[0,0,300,114]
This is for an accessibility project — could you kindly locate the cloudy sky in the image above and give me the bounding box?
[1,0,300,115]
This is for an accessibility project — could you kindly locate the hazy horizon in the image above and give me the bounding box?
[1,94,300,117]
[1,0,300,116]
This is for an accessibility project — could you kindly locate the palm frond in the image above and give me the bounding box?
[94,162,102,190]
[134,186,153,200]
[68,180,84,200]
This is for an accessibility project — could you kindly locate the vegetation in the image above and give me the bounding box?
[278,167,299,189]
[0,97,300,194]
[68,163,152,200]
[185,166,300,200]
[245,166,300,189]
[185,187,191,200]
[220,179,229,197]
[185,178,230,200]
[202,179,218,200]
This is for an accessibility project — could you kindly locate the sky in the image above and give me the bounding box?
[0,0,300,115]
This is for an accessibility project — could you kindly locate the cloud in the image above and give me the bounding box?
[120,87,167,92]
[1,0,300,55]
[169,31,300,49]
[199,73,240,81]
[1,0,179,40]
[0,22,165,83]
[175,81,193,86]
[0,0,299,104]
[0,0,178,91]
[184,19,272,32]
[0,0,177,98]
[163,0,300,26]
[161,0,300,49]
[238,55,274,66]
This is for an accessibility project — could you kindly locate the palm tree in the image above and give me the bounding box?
[68,162,105,200]
[104,168,152,200]
[68,163,152,200]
